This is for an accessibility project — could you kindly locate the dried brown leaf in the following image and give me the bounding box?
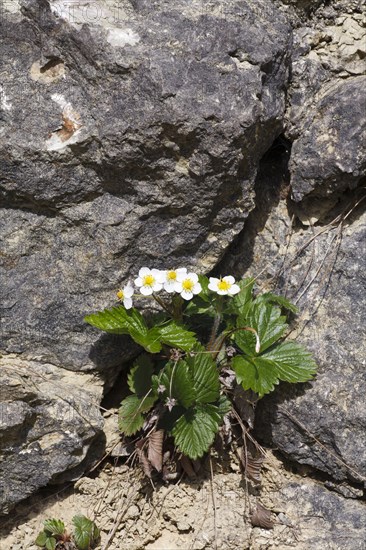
[136,440,152,478]
[180,455,197,479]
[148,429,164,472]
[250,503,274,529]
[242,449,264,483]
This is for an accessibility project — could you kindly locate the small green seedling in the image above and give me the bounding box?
[35,516,100,550]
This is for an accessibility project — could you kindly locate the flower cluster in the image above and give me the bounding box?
[117,267,240,309]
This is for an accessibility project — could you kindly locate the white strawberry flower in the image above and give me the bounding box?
[208,276,240,296]
[116,282,134,309]
[174,272,202,301]
[134,267,165,295]
[162,268,187,293]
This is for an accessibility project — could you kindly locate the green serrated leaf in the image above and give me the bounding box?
[160,360,196,409]
[72,515,100,550]
[118,394,156,436]
[232,355,279,397]
[259,292,299,314]
[172,403,222,459]
[35,532,48,547]
[260,341,317,382]
[85,306,147,335]
[43,519,65,536]
[235,301,288,354]
[233,340,317,397]
[154,321,197,351]
[139,330,163,353]
[128,355,154,397]
[185,344,220,403]
[45,538,57,550]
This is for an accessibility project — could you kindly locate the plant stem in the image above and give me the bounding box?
[153,294,175,316]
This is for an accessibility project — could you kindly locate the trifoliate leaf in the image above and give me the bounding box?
[233,341,317,397]
[260,341,317,382]
[43,519,65,536]
[233,355,280,397]
[118,394,156,436]
[236,301,288,354]
[128,355,154,397]
[172,403,222,459]
[185,344,220,403]
[160,360,196,409]
[154,321,197,351]
[72,515,100,550]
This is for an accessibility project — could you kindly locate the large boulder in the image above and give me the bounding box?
[0,0,292,371]
[0,0,292,513]
[0,355,104,515]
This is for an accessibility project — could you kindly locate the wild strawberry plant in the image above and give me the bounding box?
[35,516,100,550]
[85,268,316,464]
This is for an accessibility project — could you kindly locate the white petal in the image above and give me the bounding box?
[208,281,219,292]
[223,275,235,284]
[180,290,193,300]
[140,286,153,296]
[187,272,199,283]
[152,269,166,283]
[228,284,240,295]
[209,277,219,285]
[139,267,151,277]
[124,297,133,309]
[152,282,163,292]
[174,282,183,292]
[134,277,143,287]
[192,282,202,295]
[217,289,228,295]
[124,284,134,297]
[176,268,187,276]
[164,281,176,292]
[176,271,187,282]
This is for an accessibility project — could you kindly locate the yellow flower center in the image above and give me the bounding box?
[167,271,177,281]
[117,289,124,300]
[143,274,155,286]
[182,279,194,291]
[218,279,231,291]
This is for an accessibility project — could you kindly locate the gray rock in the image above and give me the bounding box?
[0,355,104,515]
[289,77,366,203]
[0,0,291,371]
[276,478,366,549]
[220,158,366,486]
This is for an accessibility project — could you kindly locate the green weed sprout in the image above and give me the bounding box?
[35,516,100,550]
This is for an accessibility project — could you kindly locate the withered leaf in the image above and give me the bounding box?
[243,450,264,483]
[148,429,164,472]
[136,440,152,478]
[250,503,274,529]
[180,454,197,479]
